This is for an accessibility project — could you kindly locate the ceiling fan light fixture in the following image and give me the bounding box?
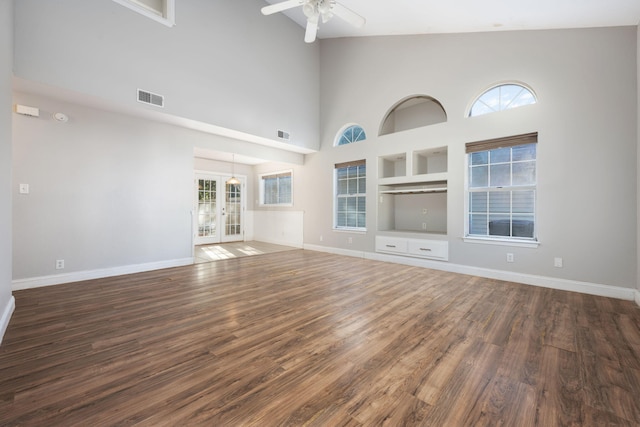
[317,0,332,15]
[302,2,317,18]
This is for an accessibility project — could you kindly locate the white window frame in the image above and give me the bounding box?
[467,82,537,117]
[463,133,539,248]
[334,124,367,147]
[112,0,176,27]
[334,160,367,231]
[259,170,293,207]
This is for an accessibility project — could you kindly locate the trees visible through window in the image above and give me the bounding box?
[260,171,292,205]
[466,133,537,240]
[469,84,536,117]
[335,160,366,230]
[336,125,366,146]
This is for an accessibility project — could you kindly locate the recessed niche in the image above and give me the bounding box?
[379,153,407,179]
[379,96,447,136]
[413,147,448,176]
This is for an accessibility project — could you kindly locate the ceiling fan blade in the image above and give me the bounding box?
[261,0,302,16]
[332,2,365,28]
[304,16,319,43]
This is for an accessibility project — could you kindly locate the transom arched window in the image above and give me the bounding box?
[336,124,366,146]
[469,83,537,117]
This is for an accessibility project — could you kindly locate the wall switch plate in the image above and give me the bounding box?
[19,183,29,194]
[422,222,427,230]
[506,253,514,263]
[554,257,563,268]
[348,237,353,244]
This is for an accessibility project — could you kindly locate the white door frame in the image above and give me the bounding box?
[194,171,246,246]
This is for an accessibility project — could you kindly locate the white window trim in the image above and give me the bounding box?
[466,81,538,118]
[112,0,176,27]
[463,236,540,248]
[334,123,367,147]
[259,169,293,207]
[463,141,539,247]
[333,162,367,231]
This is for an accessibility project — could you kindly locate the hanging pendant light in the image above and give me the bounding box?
[226,153,240,185]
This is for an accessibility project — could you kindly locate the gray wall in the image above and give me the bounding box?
[12,92,298,280]
[304,27,637,289]
[1,0,14,342]
[638,24,640,296]
[13,0,320,152]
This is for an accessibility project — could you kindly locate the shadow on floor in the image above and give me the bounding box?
[194,241,298,264]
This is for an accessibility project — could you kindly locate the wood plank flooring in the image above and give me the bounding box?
[1,250,639,426]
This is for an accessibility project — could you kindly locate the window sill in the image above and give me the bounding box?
[463,236,539,248]
[333,228,367,234]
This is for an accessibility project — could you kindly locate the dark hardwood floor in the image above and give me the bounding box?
[1,250,639,426]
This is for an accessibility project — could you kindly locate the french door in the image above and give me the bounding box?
[194,174,244,245]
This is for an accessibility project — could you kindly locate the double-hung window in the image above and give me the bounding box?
[335,160,366,230]
[466,132,537,242]
[260,170,292,206]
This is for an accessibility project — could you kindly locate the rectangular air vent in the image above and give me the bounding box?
[277,130,290,140]
[137,89,164,107]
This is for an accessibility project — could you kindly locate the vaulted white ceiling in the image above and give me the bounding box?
[263,0,640,39]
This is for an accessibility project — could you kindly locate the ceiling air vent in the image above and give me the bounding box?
[277,130,290,140]
[137,89,164,108]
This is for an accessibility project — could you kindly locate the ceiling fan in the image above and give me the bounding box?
[261,0,366,43]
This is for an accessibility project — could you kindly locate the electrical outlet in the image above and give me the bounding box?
[319,235,323,242]
[422,222,427,230]
[422,208,428,215]
[554,257,563,268]
[506,253,514,263]
[348,237,353,244]
[55,259,65,270]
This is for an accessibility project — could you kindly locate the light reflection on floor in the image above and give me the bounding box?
[194,241,296,264]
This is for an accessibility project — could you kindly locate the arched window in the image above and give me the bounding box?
[336,124,366,146]
[469,83,537,117]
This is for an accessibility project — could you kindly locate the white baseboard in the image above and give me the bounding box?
[12,258,194,291]
[303,244,638,302]
[0,295,15,345]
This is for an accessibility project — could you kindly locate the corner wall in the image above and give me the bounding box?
[307,27,637,292]
[1,0,15,344]
[637,23,640,306]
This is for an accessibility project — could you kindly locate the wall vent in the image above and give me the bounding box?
[137,89,164,107]
[277,130,290,140]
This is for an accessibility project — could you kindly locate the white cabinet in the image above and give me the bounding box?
[376,235,448,261]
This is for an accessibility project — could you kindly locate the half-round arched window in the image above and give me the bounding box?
[336,124,367,146]
[469,83,537,117]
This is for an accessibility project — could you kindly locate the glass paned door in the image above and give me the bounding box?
[195,177,219,245]
[194,174,245,245]
[222,182,243,242]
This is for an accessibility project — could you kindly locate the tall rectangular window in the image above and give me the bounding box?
[466,133,537,241]
[260,171,292,206]
[335,160,366,230]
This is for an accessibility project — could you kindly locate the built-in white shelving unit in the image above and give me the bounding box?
[377,146,449,261]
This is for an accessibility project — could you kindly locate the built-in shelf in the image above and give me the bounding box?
[377,146,449,239]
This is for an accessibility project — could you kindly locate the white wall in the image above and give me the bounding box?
[13,0,320,151]
[0,0,15,344]
[637,24,640,303]
[304,27,637,290]
[11,92,302,286]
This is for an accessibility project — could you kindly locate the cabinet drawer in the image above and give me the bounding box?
[375,236,408,254]
[407,239,448,260]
